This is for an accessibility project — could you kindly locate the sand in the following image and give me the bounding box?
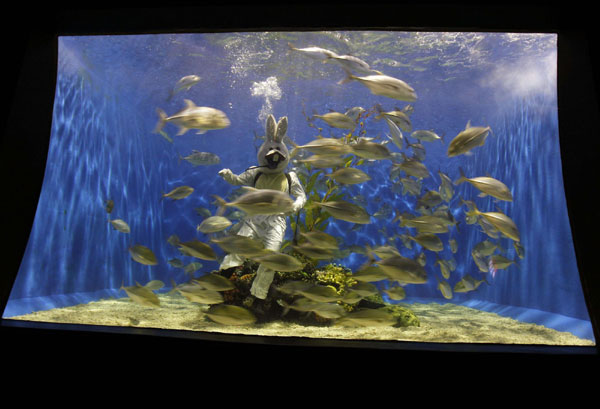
[5,293,594,346]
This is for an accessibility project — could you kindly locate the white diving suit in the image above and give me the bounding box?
[217,115,306,299]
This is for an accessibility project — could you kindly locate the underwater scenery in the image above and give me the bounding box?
[2,31,595,346]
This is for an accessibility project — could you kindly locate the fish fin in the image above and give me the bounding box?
[478,192,488,198]
[339,70,355,85]
[176,126,189,136]
[465,120,471,130]
[183,99,196,108]
[455,167,467,185]
[211,194,226,212]
[153,108,167,134]
[159,130,173,143]
[289,147,299,159]
[464,151,474,156]
[196,129,207,135]
[216,205,226,217]
[337,73,354,85]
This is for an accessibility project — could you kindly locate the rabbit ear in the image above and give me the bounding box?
[266,115,276,140]
[274,116,288,142]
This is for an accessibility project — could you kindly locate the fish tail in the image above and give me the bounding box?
[289,147,298,158]
[278,299,291,317]
[212,195,228,212]
[287,42,296,51]
[337,68,355,85]
[455,167,467,184]
[153,108,167,134]
[168,279,178,295]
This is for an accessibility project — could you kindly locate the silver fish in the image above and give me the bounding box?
[348,282,379,297]
[406,233,444,252]
[299,231,339,249]
[399,177,422,196]
[213,188,295,216]
[154,99,230,136]
[180,150,220,166]
[447,121,491,157]
[352,265,389,282]
[376,109,412,132]
[292,243,336,260]
[287,43,338,61]
[251,251,305,272]
[177,239,217,260]
[411,130,443,143]
[313,112,357,130]
[383,285,406,301]
[168,75,201,100]
[193,273,235,291]
[197,216,232,233]
[438,170,454,202]
[204,304,257,325]
[210,234,267,258]
[375,255,428,284]
[454,275,486,293]
[347,74,417,102]
[290,137,352,158]
[395,153,429,179]
[344,106,366,122]
[162,185,194,200]
[313,200,371,224]
[108,218,130,233]
[466,203,520,242]
[297,154,347,169]
[436,278,453,299]
[176,282,224,304]
[128,244,158,266]
[325,167,371,185]
[384,117,403,150]
[455,167,513,202]
[328,54,382,76]
[120,280,164,307]
[351,139,392,160]
[449,239,458,254]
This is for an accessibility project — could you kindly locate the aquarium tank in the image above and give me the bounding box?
[1,31,595,348]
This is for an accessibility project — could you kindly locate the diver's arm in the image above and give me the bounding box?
[288,171,307,212]
[218,167,260,186]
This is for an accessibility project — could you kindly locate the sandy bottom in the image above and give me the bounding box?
[5,293,594,346]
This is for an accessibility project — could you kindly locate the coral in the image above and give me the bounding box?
[215,259,421,328]
[315,263,357,295]
[381,304,421,327]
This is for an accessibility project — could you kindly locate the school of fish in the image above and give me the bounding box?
[104,39,523,328]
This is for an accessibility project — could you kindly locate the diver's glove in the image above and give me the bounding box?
[285,200,304,216]
[218,168,236,184]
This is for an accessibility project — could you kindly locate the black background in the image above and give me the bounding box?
[1,0,598,387]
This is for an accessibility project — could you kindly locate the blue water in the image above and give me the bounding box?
[3,32,594,342]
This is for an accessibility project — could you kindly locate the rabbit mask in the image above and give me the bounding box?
[256,115,290,175]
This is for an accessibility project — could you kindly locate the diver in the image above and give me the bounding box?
[217,114,306,304]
